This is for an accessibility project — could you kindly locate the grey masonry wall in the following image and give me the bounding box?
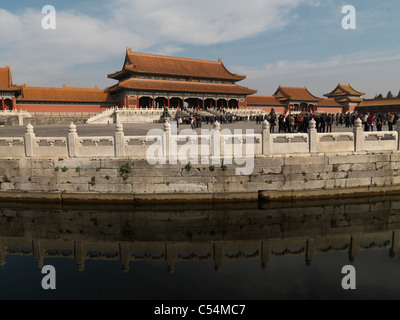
[1,150,400,202]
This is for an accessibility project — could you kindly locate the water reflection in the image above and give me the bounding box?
[0,195,399,275]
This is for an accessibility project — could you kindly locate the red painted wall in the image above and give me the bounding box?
[15,104,110,113]
[248,106,286,114]
[318,107,344,114]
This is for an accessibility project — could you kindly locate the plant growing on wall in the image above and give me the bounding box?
[120,163,131,175]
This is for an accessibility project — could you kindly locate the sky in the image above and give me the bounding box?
[0,0,399,99]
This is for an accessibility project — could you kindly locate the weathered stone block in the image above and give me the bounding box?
[371,177,393,186]
[284,156,328,166]
[89,183,133,193]
[283,165,333,175]
[329,154,390,165]
[1,183,15,190]
[350,163,376,171]
[345,178,371,188]
[348,170,392,179]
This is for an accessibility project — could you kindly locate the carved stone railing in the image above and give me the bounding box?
[1,118,400,159]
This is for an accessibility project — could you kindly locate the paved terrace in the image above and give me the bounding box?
[0,122,392,138]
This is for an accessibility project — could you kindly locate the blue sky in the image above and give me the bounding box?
[0,0,399,98]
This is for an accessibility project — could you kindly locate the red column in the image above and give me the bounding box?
[202,99,205,109]
[215,99,217,108]
[181,98,185,110]
[136,97,139,109]
[168,98,170,108]
[197,99,200,109]
[163,98,165,108]
[1,97,4,110]
[153,97,155,109]
[12,97,16,110]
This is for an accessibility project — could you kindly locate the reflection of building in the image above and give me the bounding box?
[0,197,400,273]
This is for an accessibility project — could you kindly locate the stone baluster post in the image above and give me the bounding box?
[354,118,364,152]
[306,238,316,267]
[309,118,317,153]
[119,243,130,273]
[0,239,6,267]
[211,121,221,164]
[74,241,86,272]
[32,240,44,269]
[262,120,270,155]
[396,124,400,150]
[24,123,35,157]
[164,121,171,160]
[214,242,223,273]
[261,240,270,270]
[390,230,400,259]
[349,234,360,263]
[166,243,175,274]
[68,123,78,158]
[115,122,125,157]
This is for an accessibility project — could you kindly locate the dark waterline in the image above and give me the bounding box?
[1,195,400,300]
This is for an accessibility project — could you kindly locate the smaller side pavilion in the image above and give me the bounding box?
[273,86,321,113]
[0,66,22,110]
[324,84,365,113]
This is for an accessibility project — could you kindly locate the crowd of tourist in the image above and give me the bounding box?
[175,109,400,134]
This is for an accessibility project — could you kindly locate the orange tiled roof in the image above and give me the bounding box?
[0,66,22,92]
[358,98,400,107]
[317,98,342,107]
[111,78,257,95]
[274,86,320,102]
[247,95,284,106]
[324,84,365,97]
[337,97,363,103]
[109,48,246,82]
[19,85,116,103]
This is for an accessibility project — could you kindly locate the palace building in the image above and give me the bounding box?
[0,48,396,115]
[0,66,22,110]
[247,84,361,114]
[107,47,257,110]
[323,84,365,113]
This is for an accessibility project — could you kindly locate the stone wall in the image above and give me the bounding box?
[0,150,400,202]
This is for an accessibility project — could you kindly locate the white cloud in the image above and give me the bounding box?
[234,50,400,98]
[234,50,400,79]
[0,0,316,87]
[116,0,308,45]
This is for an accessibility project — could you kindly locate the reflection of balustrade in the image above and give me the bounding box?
[0,230,399,273]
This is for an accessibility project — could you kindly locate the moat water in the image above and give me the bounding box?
[1,196,400,300]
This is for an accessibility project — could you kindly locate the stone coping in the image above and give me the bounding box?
[2,186,400,204]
